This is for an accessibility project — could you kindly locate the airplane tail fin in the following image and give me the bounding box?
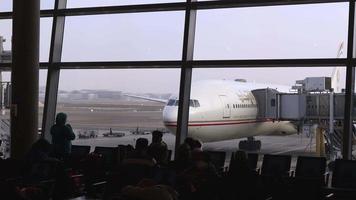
[331,42,344,93]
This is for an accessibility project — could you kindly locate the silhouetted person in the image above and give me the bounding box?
[124,138,155,166]
[184,137,202,151]
[26,138,58,163]
[148,130,168,165]
[50,112,75,160]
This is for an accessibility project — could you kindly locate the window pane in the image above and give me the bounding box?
[62,12,185,61]
[67,0,184,8]
[0,20,12,61]
[40,18,53,62]
[190,67,346,166]
[0,0,12,12]
[41,0,55,10]
[0,18,52,62]
[57,69,180,154]
[194,3,348,60]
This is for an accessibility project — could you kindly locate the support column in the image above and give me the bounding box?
[175,0,197,153]
[11,0,40,158]
[42,0,67,142]
[343,0,356,160]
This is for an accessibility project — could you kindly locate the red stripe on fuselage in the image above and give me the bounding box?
[164,119,274,127]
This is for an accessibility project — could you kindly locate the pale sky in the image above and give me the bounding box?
[0,1,349,93]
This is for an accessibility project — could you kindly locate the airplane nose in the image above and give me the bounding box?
[163,106,178,127]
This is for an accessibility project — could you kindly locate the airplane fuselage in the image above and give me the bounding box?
[163,80,297,142]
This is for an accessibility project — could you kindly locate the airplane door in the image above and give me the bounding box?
[219,95,231,118]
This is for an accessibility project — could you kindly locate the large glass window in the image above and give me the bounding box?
[194,3,348,60]
[62,12,185,61]
[57,69,180,151]
[0,18,52,62]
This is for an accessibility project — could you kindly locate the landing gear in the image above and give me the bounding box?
[239,137,261,151]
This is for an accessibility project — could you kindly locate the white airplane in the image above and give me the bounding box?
[126,43,344,150]
[161,79,297,150]
[126,67,342,151]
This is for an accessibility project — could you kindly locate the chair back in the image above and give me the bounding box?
[94,146,119,170]
[205,151,226,170]
[332,159,356,189]
[261,154,291,177]
[247,153,259,170]
[167,150,172,162]
[71,145,91,159]
[295,156,326,179]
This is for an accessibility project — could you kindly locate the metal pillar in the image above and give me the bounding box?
[42,0,67,141]
[11,0,40,158]
[175,0,197,151]
[343,0,356,160]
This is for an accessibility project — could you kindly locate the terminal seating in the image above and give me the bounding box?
[290,156,327,200]
[247,153,259,171]
[117,144,134,163]
[167,149,172,162]
[23,143,356,200]
[205,150,226,172]
[71,145,91,159]
[260,154,291,200]
[94,146,119,170]
[66,145,91,170]
[261,154,291,177]
[324,159,356,200]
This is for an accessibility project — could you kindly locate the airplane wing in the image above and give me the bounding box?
[123,94,168,104]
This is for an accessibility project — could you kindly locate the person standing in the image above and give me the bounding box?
[148,130,168,165]
[50,112,76,160]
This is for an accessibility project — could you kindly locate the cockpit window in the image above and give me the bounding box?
[167,99,175,106]
[167,99,200,107]
[193,100,200,107]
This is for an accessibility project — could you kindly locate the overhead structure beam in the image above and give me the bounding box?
[343,0,356,160]
[0,0,348,19]
[42,0,67,142]
[0,58,347,70]
[175,0,197,150]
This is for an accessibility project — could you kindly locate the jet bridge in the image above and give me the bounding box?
[251,77,356,158]
[252,76,355,121]
[252,91,356,121]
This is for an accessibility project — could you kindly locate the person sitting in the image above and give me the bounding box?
[26,138,58,164]
[148,130,168,165]
[123,138,156,166]
[50,113,76,160]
